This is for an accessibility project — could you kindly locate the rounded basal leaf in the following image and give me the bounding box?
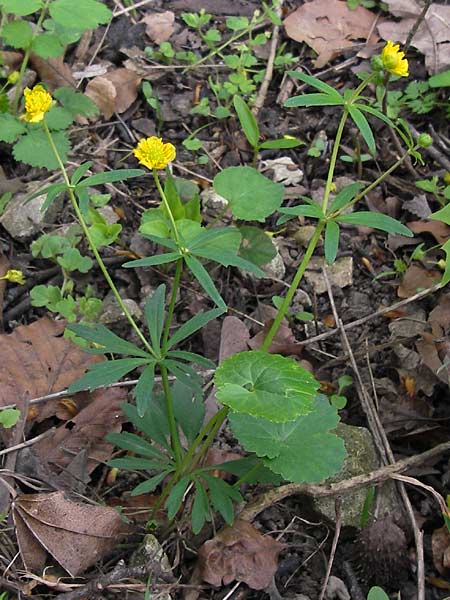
[214,351,318,422]
[213,167,284,222]
[228,395,347,483]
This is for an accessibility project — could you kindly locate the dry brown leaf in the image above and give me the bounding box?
[249,305,302,355]
[432,525,450,575]
[32,387,125,475]
[198,520,284,590]
[142,11,175,44]
[85,68,142,118]
[13,491,130,576]
[397,264,441,298]
[29,54,76,90]
[428,294,450,337]
[284,0,379,68]
[408,220,450,245]
[378,0,450,73]
[0,317,103,431]
[416,333,450,385]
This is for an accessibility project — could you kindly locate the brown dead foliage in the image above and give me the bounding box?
[85,68,142,119]
[198,519,284,590]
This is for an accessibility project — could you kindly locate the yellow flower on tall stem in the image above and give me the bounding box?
[21,84,53,123]
[1,270,26,285]
[133,136,176,170]
[381,41,409,77]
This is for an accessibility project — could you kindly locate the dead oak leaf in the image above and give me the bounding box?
[397,264,442,298]
[85,68,142,119]
[408,220,450,245]
[141,11,175,44]
[198,519,284,590]
[284,0,379,68]
[13,491,130,576]
[378,0,450,73]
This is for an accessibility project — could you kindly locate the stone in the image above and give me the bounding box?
[311,423,397,528]
[293,225,317,248]
[304,256,353,294]
[260,156,303,186]
[100,291,142,325]
[200,188,228,211]
[130,534,172,599]
[0,183,63,241]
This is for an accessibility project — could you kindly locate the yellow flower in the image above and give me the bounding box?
[1,270,26,285]
[21,84,53,123]
[133,136,176,170]
[381,41,409,77]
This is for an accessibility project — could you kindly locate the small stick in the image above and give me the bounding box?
[319,497,342,600]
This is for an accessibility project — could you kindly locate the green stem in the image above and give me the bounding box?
[321,108,349,213]
[42,121,157,359]
[261,222,325,352]
[12,0,51,113]
[161,258,183,352]
[153,170,181,248]
[160,364,183,464]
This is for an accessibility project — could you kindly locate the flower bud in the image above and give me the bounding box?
[371,56,384,72]
[417,133,432,148]
[437,259,446,271]
[7,71,20,84]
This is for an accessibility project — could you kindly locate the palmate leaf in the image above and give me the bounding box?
[191,479,210,534]
[166,307,224,349]
[228,395,346,483]
[184,254,226,309]
[107,431,166,460]
[134,363,156,417]
[348,106,375,155]
[238,226,277,267]
[121,402,171,452]
[188,226,241,255]
[328,182,365,214]
[215,351,318,422]
[71,161,93,185]
[336,212,413,237]
[68,357,149,392]
[131,470,173,496]
[171,381,205,444]
[124,252,181,269]
[66,323,152,358]
[286,71,344,99]
[201,473,242,525]
[166,476,191,519]
[167,350,215,369]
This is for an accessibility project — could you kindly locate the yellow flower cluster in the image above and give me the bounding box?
[21,84,52,123]
[381,41,409,77]
[1,270,26,285]
[133,136,176,170]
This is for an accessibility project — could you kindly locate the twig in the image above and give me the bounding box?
[252,1,284,117]
[113,0,155,17]
[0,427,56,458]
[408,121,450,172]
[238,439,450,521]
[319,497,342,600]
[404,0,433,52]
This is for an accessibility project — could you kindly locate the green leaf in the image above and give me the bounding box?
[0,408,21,428]
[215,351,318,422]
[134,363,156,418]
[131,471,171,496]
[68,358,149,392]
[55,296,77,322]
[188,226,241,255]
[30,284,62,309]
[40,183,68,212]
[324,220,340,264]
[66,323,152,358]
[71,161,93,185]
[106,431,164,460]
[172,381,205,444]
[144,284,166,352]
[167,307,224,349]
[166,476,191,519]
[45,106,74,130]
[88,223,122,248]
[194,247,265,276]
[430,203,450,227]
[284,93,343,108]
[213,166,284,222]
[167,350,215,369]
[124,252,181,269]
[0,113,26,143]
[228,395,346,482]
[367,587,389,600]
[121,402,171,452]
[0,0,41,15]
[164,173,184,221]
[184,254,226,309]
[202,474,241,525]
[348,106,375,155]
[328,182,365,214]
[429,69,450,88]
[278,203,324,220]
[162,360,203,395]
[77,169,143,187]
[53,87,99,118]
[49,0,111,31]
[57,247,93,273]
[336,211,413,236]
[226,16,249,30]
[238,225,277,266]
[191,480,210,534]
[260,138,303,149]
[355,104,397,131]
[233,95,259,148]
[286,71,343,99]
[438,239,450,287]
[2,20,33,48]
[108,457,166,470]
[31,33,64,58]
[13,129,70,170]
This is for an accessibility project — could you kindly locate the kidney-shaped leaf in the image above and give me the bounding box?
[228,395,346,482]
[213,167,284,222]
[215,351,318,422]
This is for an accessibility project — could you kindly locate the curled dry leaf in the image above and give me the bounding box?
[432,525,450,576]
[408,220,450,246]
[198,519,284,590]
[85,68,142,119]
[284,0,379,68]
[378,0,450,73]
[141,11,175,44]
[13,491,130,576]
